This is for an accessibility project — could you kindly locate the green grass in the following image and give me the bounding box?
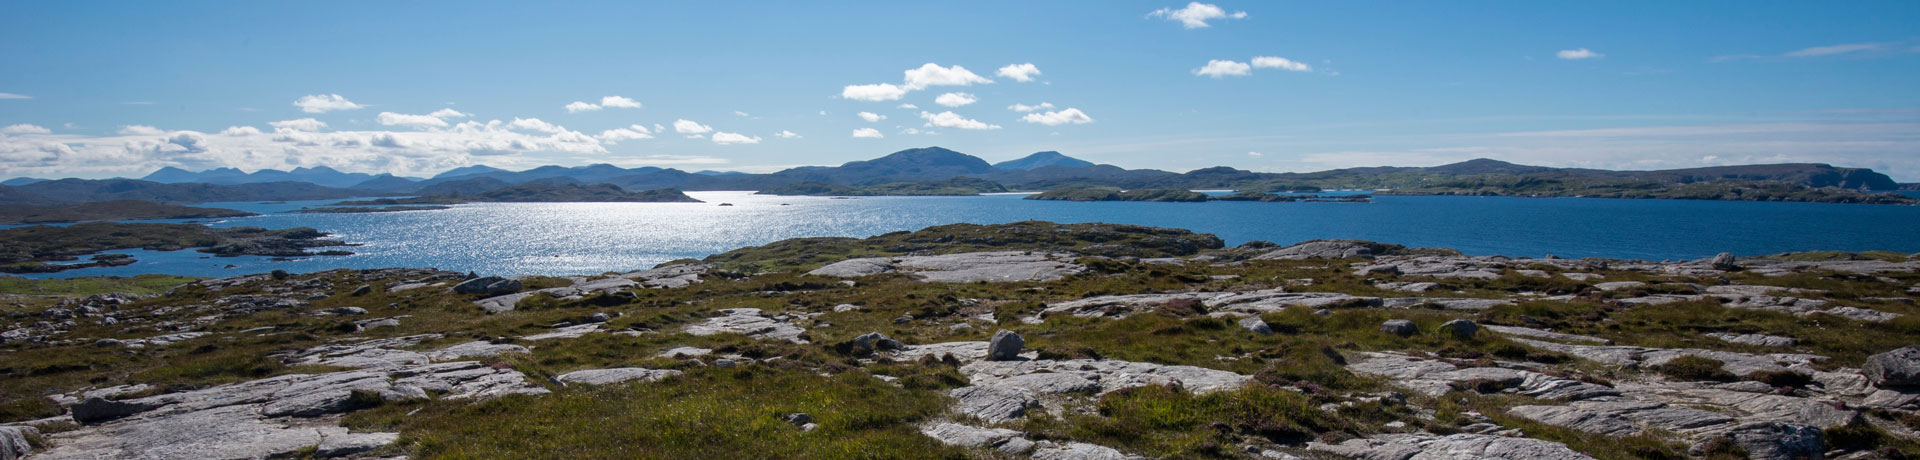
[343,366,970,460]
[0,274,199,296]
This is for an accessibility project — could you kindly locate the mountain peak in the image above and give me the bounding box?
[994,151,1094,171]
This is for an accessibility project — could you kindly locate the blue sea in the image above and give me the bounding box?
[11,191,1920,279]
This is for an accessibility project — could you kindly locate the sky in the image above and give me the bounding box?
[2,1,1918,181]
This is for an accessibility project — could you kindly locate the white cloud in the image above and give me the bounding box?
[0,93,30,100]
[565,96,642,113]
[996,63,1042,82]
[1,124,51,135]
[858,111,887,122]
[429,108,470,118]
[653,123,665,133]
[1148,2,1247,29]
[934,92,978,107]
[775,130,801,139]
[270,118,327,131]
[851,128,884,139]
[597,125,654,144]
[119,125,165,135]
[1557,48,1603,60]
[509,118,566,134]
[710,131,761,145]
[1786,43,1885,57]
[842,83,908,101]
[733,111,750,117]
[599,96,642,108]
[902,63,993,90]
[1247,151,1263,157]
[1194,60,1252,78]
[900,128,937,135]
[377,112,451,129]
[673,119,713,135]
[219,126,263,136]
[1251,56,1312,72]
[897,103,918,109]
[1019,108,1094,126]
[293,94,364,113]
[919,111,1001,130]
[1009,102,1055,112]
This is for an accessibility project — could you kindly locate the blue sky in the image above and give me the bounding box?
[2,1,1917,180]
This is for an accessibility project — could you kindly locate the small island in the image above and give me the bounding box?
[1025,188,1372,203]
[290,205,451,214]
[0,222,352,273]
[0,200,256,225]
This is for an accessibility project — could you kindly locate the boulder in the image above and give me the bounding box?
[1865,346,1920,387]
[1380,319,1418,337]
[555,368,681,386]
[1238,317,1273,335]
[1711,252,1739,271]
[0,426,35,460]
[852,332,905,352]
[1438,319,1478,339]
[1714,421,1824,460]
[988,330,1025,361]
[71,396,162,424]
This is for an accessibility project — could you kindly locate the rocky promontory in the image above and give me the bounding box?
[2,221,1918,459]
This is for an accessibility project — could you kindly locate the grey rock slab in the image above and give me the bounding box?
[949,385,1040,423]
[1031,442,1142,460]
[683,308,807,343]
[1483,325,1612,345]
[521,323,601,341]
[1309,432,1595,460]
[1381,298,1513,310]
[555,368,681,386]
[1041,293,1227,319]
[1239,316,1274,334]
[920,423,1036,455]
[961,359,1250,395]
[33,404,392,460]
[425,341,529,361]
[1594,281,1647,291]
[1255,240,1384,260]
[314,430,398,458]
[1705,332,1796,347]
[1207,289,1381,312]
[657,346,714,358]
[810,251,1088,283]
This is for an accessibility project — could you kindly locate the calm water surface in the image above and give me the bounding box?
[14,191,1920,279]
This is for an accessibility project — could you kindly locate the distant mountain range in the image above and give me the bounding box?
[0,147,1909,205]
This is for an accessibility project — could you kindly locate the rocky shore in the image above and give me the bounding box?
[2,222,1918,459]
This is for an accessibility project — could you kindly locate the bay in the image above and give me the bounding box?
[12,191,1920,279]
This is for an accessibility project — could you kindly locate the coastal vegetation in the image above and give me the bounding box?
[0,222,349,273]
[3,221,1917,459]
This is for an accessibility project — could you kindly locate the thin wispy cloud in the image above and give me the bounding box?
[1556,48,1604,60]
[1711,41,1916,62]
[0,93,31,100]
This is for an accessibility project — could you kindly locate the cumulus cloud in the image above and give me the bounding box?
[377,112,451,129]
[1248,151,1263,157]
[851,128,884,138]
[1193,60,1252,78]
[119,125,165,136]
[1,124,51,135]
[710,131,761,144]
[597,125,654,144]
[919,111,1001,130]
[897,103,918,109]
[293,94,364,113]
[565,101,601,113]
[1557,48,1603,60]
[1251,56,1312,72]
[0,93,30,100]
[599,96,642,108]
[508,118,568,134]
[673,119,713,135]
[1019,108,1094,126]
[858,112,887,122]
[934,92,978,107]
[270,118,327,131]
[1008,102,1055,112]
[219,126,263,136]
[1149,2,1247,29]
[775,130,801,139]
[842,83,908,101]
[996,63,1042,82]
[903,63,994,90]
[429,108,470,118]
